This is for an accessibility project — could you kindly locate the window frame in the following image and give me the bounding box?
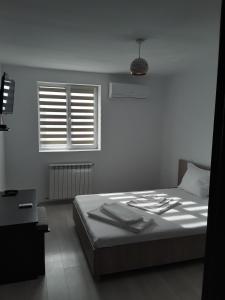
[37,81,101,152]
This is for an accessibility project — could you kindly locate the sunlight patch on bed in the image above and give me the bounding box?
[184,206,208,212]
[163,214,197,221]
[110,195,137,200]
[181,221,207,228]
[98,193,125,196]
[180,201,197,206]
[133,197,150,201]
[132,191,156,194]
[201,212,208,217]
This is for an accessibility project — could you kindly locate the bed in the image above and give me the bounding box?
[73,159,209,277]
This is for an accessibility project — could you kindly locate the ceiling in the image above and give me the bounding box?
[0,0,221,74]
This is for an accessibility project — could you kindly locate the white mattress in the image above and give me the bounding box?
[74,188,208,248]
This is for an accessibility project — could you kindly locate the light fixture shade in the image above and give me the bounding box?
[130,38,149,76]
[130,57,149,76]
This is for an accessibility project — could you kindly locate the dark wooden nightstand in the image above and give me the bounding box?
[0,189,49,283]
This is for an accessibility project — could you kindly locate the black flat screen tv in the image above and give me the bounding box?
[0,72,15,115]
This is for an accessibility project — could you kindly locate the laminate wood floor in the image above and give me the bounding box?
[0,203,204,300]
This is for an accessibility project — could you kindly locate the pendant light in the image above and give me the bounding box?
[130,38,149,76]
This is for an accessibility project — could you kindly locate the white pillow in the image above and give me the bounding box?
[178,163,210,198]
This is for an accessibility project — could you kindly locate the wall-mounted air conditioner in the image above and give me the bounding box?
[109,82,149,99]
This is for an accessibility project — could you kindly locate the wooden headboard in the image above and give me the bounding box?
[178,159,210,185]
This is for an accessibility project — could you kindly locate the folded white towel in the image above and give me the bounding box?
[127,199,181,215]
[101,202,143,224]
[87,207,155,233]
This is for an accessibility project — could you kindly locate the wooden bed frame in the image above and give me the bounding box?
[73,159,209,277]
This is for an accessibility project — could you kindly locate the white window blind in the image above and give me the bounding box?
[38,82,100,152]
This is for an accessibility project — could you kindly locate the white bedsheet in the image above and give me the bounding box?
[74,188,208,248]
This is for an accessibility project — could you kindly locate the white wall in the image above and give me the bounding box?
[3,65,165,202]
[160,60,218,187]
[0,64,6,191]
[158,6,220,187]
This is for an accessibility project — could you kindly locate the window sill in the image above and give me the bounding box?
[39,148,101,153]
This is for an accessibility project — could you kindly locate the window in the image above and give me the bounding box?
[37,82,101,152]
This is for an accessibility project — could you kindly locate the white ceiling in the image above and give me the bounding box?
[0,0,221,74]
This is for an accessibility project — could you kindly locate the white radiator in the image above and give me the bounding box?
[49,162,94,201]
